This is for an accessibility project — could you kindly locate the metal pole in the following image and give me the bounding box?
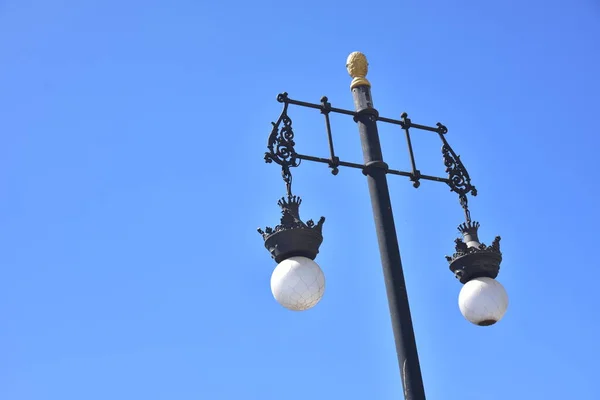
[347,52,426,400]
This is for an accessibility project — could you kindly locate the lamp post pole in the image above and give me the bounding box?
[259,52,508,400]
[349,53,425,400]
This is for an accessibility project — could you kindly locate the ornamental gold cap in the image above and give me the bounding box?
[346,51,370,89]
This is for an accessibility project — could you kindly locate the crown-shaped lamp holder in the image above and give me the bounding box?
[445,220,502,284]
[257,195,326,264]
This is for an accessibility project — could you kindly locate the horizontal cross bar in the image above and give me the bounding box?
[297,153,363,169]
[296,153,450,184]
[284,97,356,117]
[281,95,446,134]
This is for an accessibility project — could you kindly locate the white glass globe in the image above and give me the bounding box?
[270,256,325,311]
[458,277,508,326]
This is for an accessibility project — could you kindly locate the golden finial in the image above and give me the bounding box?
[346,51,370,89]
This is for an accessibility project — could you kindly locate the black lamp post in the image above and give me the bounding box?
[257,52,508,400]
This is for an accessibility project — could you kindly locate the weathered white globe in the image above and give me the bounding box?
[459,277,508,326]
[270,256,325,311]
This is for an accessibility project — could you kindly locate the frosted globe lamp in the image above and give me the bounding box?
[458,277,508,326]
[271,256,325,311]
[258,195,326,311]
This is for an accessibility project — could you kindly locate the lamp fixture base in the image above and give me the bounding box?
[258,195,325,263]
[445,221,502,284]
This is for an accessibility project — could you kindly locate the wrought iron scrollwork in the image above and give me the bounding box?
[436,122,448,135]
[263,91,482,224]
[440,135,477,223]
[265,92,300,196]
[441,143,476,198]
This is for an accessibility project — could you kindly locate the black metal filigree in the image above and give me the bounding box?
[445,236,502,261]
[259,92,503,277]
[257,195,326,263]
[264,93,301,197]
[264,92,300,171]
[444,221,502,284]
[441,142,477,198]
[257,195,325,239]
[440,135,478,224]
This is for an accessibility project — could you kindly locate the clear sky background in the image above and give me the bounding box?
[1,1,599,399]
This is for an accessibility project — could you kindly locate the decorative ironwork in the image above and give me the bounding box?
[257,195,326,263]
[264,93,299,169]
[260,92,494,274]
[442,143,477,198]
[265,93,469,186]
[439,133,478,224]
[264,93,301,196]
[262,93,483,218]
[445,221,502,284]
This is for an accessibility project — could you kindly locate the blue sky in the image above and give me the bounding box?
[1,0,599,399]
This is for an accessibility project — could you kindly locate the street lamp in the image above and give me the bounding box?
[259,194,326,312]
[257,52,508,399]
